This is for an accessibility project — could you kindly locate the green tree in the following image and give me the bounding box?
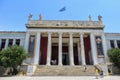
[0,45,28,75]
[108,48,120,68]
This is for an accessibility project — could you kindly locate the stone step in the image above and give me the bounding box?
[34,65,95,76]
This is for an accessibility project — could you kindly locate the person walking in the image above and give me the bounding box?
[99,70,104,78]
[83,65,87,72]
[95,68,99,79]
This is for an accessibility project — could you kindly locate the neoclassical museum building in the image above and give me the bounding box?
[0,15,120,75]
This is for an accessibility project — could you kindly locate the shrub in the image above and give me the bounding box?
[108,48,120,68]
[0,45,28,75]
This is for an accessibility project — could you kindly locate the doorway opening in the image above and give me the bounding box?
[62,43,69,65]
[73,43,79,65]
[62,53,69,65]
[51,43,58,65]
[84,34,93,65]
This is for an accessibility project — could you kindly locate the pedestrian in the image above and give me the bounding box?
[83,65,87,72]
[99,70,104,78]
[95,68,99,79]
[51,60,56,65]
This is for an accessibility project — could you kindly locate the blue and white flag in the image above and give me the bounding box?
[59,6,66,12]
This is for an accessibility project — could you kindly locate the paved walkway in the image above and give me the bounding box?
[0,76,120,80]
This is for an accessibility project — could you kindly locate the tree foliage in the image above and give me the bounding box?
[108,48,120,68]
[0,45,28,75]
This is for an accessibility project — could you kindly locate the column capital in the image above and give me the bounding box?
[48,32,52,35]
[69,32,73,35]
[58,32,63,35]
[79,32,84,35]
[90,32,94,37]
[90,32,94,35]
[36,32,41,34]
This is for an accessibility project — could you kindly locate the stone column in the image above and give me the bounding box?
[20,39,23,46]
[102,33,109,63]
[13,39,16,45]
[58,32,63,66]
[34,32,41,65]
[90,33,98,65]
[102,33,109,75]
[77,42,81,65]
[108,40,111,49]
[0,39,1,49]
[69,32,74,66]
[114,40,118,48]
[24,32,30,51]
[5,39,9,49]
[47,32,52,66]
[80,33,86,65]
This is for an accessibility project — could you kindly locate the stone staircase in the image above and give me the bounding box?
[95,64,108,75]
[34,65,95,76]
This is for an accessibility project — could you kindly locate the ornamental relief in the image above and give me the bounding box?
[27,20,104,28]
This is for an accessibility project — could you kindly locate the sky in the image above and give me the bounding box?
[0,0,120,33]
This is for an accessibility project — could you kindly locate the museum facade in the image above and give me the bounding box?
[0,15,120,75]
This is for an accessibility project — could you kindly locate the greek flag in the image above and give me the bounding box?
[59,6,66,12]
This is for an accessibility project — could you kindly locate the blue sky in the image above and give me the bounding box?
[0,0,120,33]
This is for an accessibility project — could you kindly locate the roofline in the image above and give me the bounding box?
[0,31,120,34]
[105,33,120,34]
[0,31,26,33]
[28,20,100,22]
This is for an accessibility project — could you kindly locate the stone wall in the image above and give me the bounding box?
[0,66,6,76]
[108,65,120,74]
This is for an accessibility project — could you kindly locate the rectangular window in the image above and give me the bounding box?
[110,40,115,48]
[28,35,35,56]
[95,36,104,57]
[0,39,6,50]
[16,39,20,46]
[8,39,13,46]
[117,40,120,48]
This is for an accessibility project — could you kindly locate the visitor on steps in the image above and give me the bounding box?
[95,68,99,79]
[83,65,87,72]
[51,60,56,65]
[99,70,104,78]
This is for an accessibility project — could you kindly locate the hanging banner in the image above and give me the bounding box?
[95,36,104,57]
[28,35,35,57]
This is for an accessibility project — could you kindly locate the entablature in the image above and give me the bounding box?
[26,20,104,29]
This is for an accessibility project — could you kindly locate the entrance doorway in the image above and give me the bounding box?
[51,44,58,65]
[62,44,69,65]
[62,53,69,65]
[84,35,93,65]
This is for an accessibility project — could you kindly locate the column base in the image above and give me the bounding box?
[58,63,63,66]
[82,64,86,66]
[46,63,51,66]
[34,60,39,65]
[70,63,75,66]
[82,63,86,65]
[93,63,98,65]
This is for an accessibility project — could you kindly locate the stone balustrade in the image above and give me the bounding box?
[26,20,104,28]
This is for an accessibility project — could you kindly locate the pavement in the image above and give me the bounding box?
[0,76,120,80]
